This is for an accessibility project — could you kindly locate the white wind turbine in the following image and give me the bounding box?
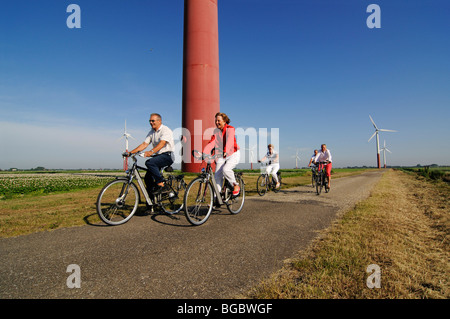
[244,145,256,170]
[368,115,397,169]
[380,140,392,168]
[119,120,134,171]
[295,149,301,169]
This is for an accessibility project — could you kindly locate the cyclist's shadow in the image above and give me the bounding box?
[278,186,316,195]
[150,211,191,227]
[84,205,229,228]
[83,205,155,227]
[83,205,109,227]
[150,207,230,227]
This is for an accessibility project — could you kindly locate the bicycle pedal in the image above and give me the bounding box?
[168,192,176,198]
[145,205,154,214]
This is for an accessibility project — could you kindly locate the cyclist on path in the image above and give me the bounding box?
[203,112,241,196]
[308,149,319,167]
[314,144,333,189]
[126,113,174,195]
[258,144,280,189]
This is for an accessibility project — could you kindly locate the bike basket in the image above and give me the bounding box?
[260,166,268,174]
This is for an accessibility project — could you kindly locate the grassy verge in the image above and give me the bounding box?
[399,166,450,183]
[243,169,449,298]
[0,188,102,238]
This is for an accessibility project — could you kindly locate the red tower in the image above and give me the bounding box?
[181,0,220,172]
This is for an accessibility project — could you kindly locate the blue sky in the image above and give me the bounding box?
[1,0,449,170]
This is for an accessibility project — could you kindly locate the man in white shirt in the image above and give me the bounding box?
[258,144,280,188]
[314,144,333,189]
[308,149,319,167]
[128,113,174,194]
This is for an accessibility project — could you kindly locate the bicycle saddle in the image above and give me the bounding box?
[164,166,174,172]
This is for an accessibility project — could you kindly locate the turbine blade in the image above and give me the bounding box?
[379,129,397,132]
[368,131,377,142]
[369,115,378,129]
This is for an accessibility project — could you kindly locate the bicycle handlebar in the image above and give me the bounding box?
[122,151,148,159]
[192,150,220,162]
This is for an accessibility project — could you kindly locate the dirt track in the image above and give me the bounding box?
[0,170,383,299]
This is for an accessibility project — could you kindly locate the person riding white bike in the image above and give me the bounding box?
[258,144,280,189]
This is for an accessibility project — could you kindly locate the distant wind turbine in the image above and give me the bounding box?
[380,140,392,168]
[119,120,135,171]
[295,149,301,169]
[368,115,397,169]
[245,145,256,170]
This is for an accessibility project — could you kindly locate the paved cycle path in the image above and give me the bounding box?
[0,170,383,298]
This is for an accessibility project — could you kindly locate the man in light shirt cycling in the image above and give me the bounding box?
[126,113,174,195]
[308,149,319,167]
[258,144,280,189]
[314,144,332,189]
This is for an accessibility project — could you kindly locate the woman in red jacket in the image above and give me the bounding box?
[203,112,241,196]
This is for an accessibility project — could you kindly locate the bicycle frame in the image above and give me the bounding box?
[126,153,180,207]
[191,150,242,205]
[316,162,329,181]
[257,162,281,196]
[126,155,153,205]
[262,162,280,182]
[199,160,224,205]
[315,161,330,194]
[318,168,325,184]
[183,150,245,225]
[97,152,186,226]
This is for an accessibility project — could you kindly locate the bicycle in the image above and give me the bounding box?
[315,161,330,195]
[256,162,282,196]
[96,152,186,225]
[310,164,318,187]
[183,150,245,226]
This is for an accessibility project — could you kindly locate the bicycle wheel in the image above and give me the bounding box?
[256,174,268,196]
[96,178,140,225]
[324,176,330,193]
[316,173,323,195]
[225,175,245,214]
[160,177,186,215]
[184,177,213,226]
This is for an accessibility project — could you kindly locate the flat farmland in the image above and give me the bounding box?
[0,168,370,238]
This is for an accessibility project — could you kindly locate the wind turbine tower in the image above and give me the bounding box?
[380,140,392,168]
[182,0,220,172]
[295,149,301,169]
[368,115,397,169]
[245,145,256,170]
[120,120,134,171]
